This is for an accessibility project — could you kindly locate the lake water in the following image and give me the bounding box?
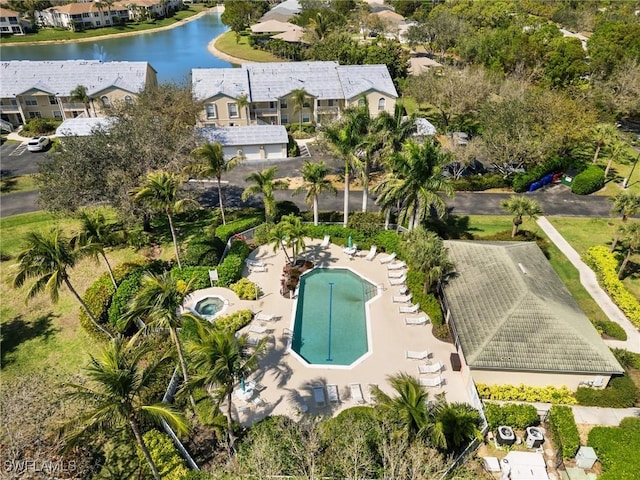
[0,11,232,83]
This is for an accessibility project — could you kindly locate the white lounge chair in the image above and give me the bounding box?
[399,303,420,314]
[246,336,261,347]
[418,361,444,374]
[393,294,413,303]
[405,315,430,325]
[249,264,268,273]
[255,313,276,323]
[388,269,406,279]
[245,258,265,267]
[248,324,268,334]
[406,349,431,360]
[398,285,409,295]
[363,245,377,261]
[327,384,339,403]
[313,385,326,407]
[247,380,266,392]
[252,395,267,406]
[350,383,365,404]
[419,375,444,388]
[367,384,378,403]
[387,261,407,270]
[379,252,397,264]
[389,274,407,286]
[343,245,358,257]
[320,235,330,248]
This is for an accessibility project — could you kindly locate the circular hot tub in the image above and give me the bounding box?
[194,296,227,320]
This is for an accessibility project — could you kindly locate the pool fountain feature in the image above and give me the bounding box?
[194,296,227,320]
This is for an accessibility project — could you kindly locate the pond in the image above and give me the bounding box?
[1,11,233,83]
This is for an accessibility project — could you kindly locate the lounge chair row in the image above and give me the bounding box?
[311,383,372,407]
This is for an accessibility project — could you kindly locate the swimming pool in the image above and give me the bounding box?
[291,268,378,367]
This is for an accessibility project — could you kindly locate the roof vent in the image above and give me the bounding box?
[518,263,528,275]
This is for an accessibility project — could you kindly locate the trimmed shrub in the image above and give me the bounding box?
[584,246,640,327]
[170,266,213,291]
[215,239,251,286]
[347,212,384,236]
[484,402,539,430]
[512,156,565,193]
[304,225,365,248]
[21,118,59,136]
[287,134,300,157]
[571,165,605,195]
[252,222,273,246]
[139,430,189,480]
[274,201,300,222]
[589,417,640,480]
[595,319,627,340]
[452,174,511,191]
[299,211,344,223]
[214,309,253,332]
[548,405,580,458]
[230,278,261,300]
[476,383,577,404]
[575,374,638,408]
[182,236,225,267]
[214,215,264,243]
[405,270,444,327]
[480,229,550,255]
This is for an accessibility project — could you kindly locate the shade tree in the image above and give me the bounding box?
[610,191,640,252]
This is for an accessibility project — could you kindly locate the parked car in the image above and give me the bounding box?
[27,136,50,152]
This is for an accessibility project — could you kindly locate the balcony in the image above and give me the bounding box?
[0,105,20,113]
[317,106,340,114]
[61,102,86,110]
[252,107,277,116]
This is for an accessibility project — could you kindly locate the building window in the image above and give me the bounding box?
[302,113,310,123]
[205,103,217,119]
[280,99,287,109]
[94,12,99,17]
[10,99,18,106]
[28,111,42,119]
[82,12,90,18]
[25,96,38,106]
[378,98,386,111]
[358,97,366,107]
[101,96,110,107]
[53,111,63,119]
[228,103,239,118]
[281,114,288,124]
[269,101,276,109]
[48,96,57,105]
[96,21,101,26]
[124,95,133,104]
[328,99,335,107]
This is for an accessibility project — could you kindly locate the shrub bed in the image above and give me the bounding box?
[170,266,214,291]
[214,309,253,332]
[594,319,628,340]
[476,384,577,404]
[139,430,189,480]
[214,215,264,243]
[575,374,638,408]
[182,236,224,267]
[230,278,261,300]
[571,165,605,195]
[548,405,580,459]
[584,246,640,327]
[452,174,511,191]
[347,212,384,237]
[215,239,251,286]
[588,417,640,480]
[512,156,565,193]
[405,270,444,328]
[484,402,539,430]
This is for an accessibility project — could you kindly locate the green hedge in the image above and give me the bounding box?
[571,165,605,195]
[476,384,577,404]
[214,309,253,332]
[452,174,511,191]
[346,212,384,237]
[170,266,214,291]
[512,156,565,193]
[287,134,300,157]
[230,278,261,300]
[589,417,640,480]
[139,430,189,480]
[594,318,628,340]
[549,405,580,458]
[373,230,402,254]
[215,240,251,287]
[405,270,444,327]
[182,236,225,267]
[576,374,638,408]
[214,215,264,243]
[484,402,539,430]
[584,246,640,327]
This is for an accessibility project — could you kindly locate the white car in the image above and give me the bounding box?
[27,136,50,152]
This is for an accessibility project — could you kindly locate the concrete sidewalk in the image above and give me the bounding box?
[537,216,640,353]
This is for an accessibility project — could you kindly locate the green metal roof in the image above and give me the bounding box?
[442,241,623,374]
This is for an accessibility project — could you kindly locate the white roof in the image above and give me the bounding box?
[250,19,299,33]
[192,68,250,101]
[336,65,398,100]
[0,60,152,98]
[55,117,114,137]
[197,125,288,147]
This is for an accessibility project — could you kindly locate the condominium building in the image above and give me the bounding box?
[0,7,29,35]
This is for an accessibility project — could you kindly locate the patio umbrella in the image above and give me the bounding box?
[348,236,352,248]
[241,377,246,392]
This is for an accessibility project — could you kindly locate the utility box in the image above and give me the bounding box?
[450,353,461,372]
[525,427,544,448]
[576,446,598,469]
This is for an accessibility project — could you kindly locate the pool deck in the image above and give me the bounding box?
[191,239,474,424]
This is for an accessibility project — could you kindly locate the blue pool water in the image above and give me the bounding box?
[292,268,377,366]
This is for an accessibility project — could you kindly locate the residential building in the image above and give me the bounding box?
[0,7,29,35]
[440,241,624,390]
[192,61,398,127]
[0,60,157,126]
[197,125,289,161]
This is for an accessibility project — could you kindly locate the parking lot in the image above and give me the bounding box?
[0,140,46,177]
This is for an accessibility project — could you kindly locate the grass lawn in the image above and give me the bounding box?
[0,6,207,44]
[0,174,37,195]
[589,418,640,480]
[214,31,282,62]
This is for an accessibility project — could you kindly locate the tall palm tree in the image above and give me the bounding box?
[431,402,482,452]
[131,171,197,269]
[70,85,92,117]
[12,229,114,339]
[64,338,189,480]
[500,195,544,237]
[291,88,310,133]
[374,139,454,230]
[268,221,294,265]
[604,138,627,178]
[610,191,640,251]
[292,160,337,225]
[184,323,266,454]
[591,123,619,165]
[402,228,454,294]
[279,213,306,261]
[323,106,371,226]
[189,142,243,225]
[125,271,197,410]
[617,221,640,279]
[241,167,288,223]
[71,209,119,288]
[236,93,251,125]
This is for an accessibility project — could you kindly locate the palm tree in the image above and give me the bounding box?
[71,209,119,288]
[292,161,337,225]
[280,213,306,261]
[70,85,92,117]
[131,171,197,269]
[374,139,454,230]
[189,142,243,225]
[500,195,544,237]
[592,123,619,165]
[12,229,114,339]
[291,88,310,133]
[431,402,482,452]
[610,191,640,251]
[125,271,197,410]
[184,323,266,454]
[64,338,189,480]
[403,228,454,294]
[604,138,627,178]
[323,106,371,226]
[236,93,251,125]
[241,167,288,223]
[307,11,330,41]
[617,221,640,279]
[268,221,294,265]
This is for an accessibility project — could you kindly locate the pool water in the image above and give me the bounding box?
[292,268,377,366]
[195,297,225,318]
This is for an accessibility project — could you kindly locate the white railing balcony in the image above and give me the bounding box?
[61,102,85,110]
[0,105,20,113]
[317,106,340,113]
[252,107,277,115]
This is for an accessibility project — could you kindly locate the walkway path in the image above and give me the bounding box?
[537,216,640,353]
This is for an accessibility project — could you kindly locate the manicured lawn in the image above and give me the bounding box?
[589,417,640,480]
[594,145,640,196]
[0,6,207,44]
[214,31,282,62]
[0,174,37,196]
